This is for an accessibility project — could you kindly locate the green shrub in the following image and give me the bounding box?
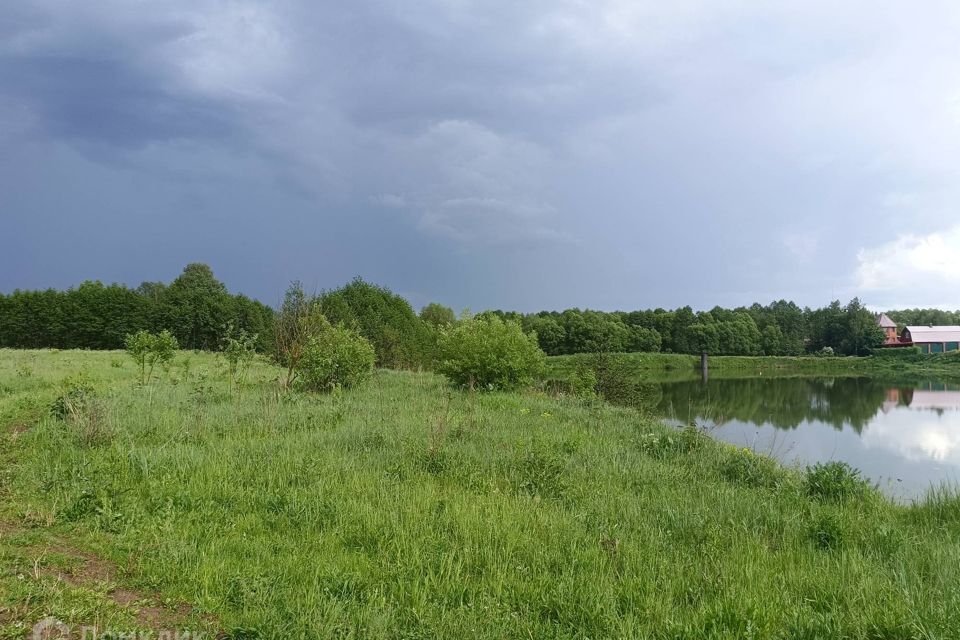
[804,461,872,502]
[635,425,706,459]
[125,329,179,384]
[49,374,96,420]
[221,323,258,388]
[719,447,785,489]
[420,302,456,327]
[49,374,111,445]
[570,365,598,400]
[808,511,845,550]
[296,318,376,392]
[437,315,545,390]
[870,346,922,359]
[317,278,435,369]
[511,445,569,500]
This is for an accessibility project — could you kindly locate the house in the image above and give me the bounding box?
[876,313,898,345]
[900,326,960,354]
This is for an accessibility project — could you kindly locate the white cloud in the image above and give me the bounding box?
[161,2,292,101]
[864,409,960,463]
[856,226,960,307]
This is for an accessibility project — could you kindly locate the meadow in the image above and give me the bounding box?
[2,349,960,638]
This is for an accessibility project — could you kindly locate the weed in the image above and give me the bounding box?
[804,461,872,502]
[719,447,785,489]
[635,425,706,459]
[49,374,96,421]
[511,443,569,500]
[808,510,845,550]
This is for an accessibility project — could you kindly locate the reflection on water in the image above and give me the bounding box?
[654,377,960,500]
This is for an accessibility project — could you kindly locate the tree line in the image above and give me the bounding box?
[0,262,923,359]
[481,298,885,357]
[0,264,273,351]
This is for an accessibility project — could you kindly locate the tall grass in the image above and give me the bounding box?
[1,349,959,638]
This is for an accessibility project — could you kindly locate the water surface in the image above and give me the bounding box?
[653,376,960,500]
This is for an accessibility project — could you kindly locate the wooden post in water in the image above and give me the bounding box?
[700,352,709,383]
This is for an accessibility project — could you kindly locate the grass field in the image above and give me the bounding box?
[2,349,960,638]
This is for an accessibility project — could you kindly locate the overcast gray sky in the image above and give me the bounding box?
[3,1,960,312]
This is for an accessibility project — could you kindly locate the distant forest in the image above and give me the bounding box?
[0,262,946,358]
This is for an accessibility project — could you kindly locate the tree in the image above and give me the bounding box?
[807,299,884,356]
[125,329,179,385]
[686,323,719,354]
[420,303,456,327]
[159,263,232,350]
[273,282,325,389]
[559,310,629,354]
[670,307,697,353]
[317,278,433,368]
[221,324,258,389]
[716,313,762,355]
[626,325,662,353]
[523,315,566,355]
[842,298,885,356]
[761,324,785,355]
[437,316,545,390]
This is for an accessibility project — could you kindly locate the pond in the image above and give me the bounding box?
[652,376,960,500]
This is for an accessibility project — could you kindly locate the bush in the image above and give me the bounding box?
[719,447,785,489]
[804,461,872,502]
[510,444,569,500]
[296,318,376,392]
[437,315,545,390]
[808,511,845,550]
[221,323,258,388]
[569,365,598,401]
[50,374,96,420]
[870,346,922,360]
[635,425,706,459]
[125,329,179,384]
[317,278,435,369]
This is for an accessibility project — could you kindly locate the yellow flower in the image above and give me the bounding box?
[541,411,552,418]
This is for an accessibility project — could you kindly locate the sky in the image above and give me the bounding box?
[3,1,960,312]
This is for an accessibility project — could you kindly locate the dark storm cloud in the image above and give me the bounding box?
[3,1,960,311]
[1,55,236,146]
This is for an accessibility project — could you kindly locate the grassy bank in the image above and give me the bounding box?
[546,351,960,384]
[2,349,960,638]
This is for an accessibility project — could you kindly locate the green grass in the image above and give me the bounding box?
[546,351,960,384]
[2,349,960,638]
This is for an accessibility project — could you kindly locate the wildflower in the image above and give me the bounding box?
[541,411,553,418]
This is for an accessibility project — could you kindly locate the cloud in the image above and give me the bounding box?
[6,1,960,311]
[420,197,570,245]
[864,410,960,463]
[856,226,960,307]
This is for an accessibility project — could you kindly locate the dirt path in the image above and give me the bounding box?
[0,520,217,635]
